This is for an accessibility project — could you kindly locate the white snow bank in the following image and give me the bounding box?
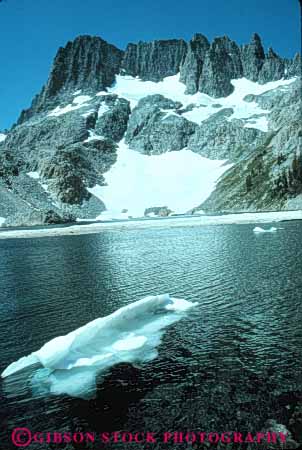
[89,141,231,219]
[27,171,40,179]
[0,211,301,240]
[98,103,109,118]
[0,217,5,226]
[106,74,296,131]
[2,294,196,398]
[81,109,96,118]
[0,133,6,142]
[84,130,105,142]
[48,95,92,117]
[253,226,278,233]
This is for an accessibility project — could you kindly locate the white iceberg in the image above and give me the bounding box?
[253,226,278,233]
[2,294,196,399]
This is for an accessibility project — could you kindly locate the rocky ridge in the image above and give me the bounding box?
[0,32,301,226]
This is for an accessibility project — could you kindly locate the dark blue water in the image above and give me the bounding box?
[0,221,302,449]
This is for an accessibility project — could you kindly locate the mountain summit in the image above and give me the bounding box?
[0,33,301,226]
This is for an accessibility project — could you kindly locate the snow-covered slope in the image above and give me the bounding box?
[88,140,231,219]
[1,38,299,226]
[105,74,296,132]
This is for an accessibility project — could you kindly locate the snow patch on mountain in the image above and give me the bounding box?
[0,133,7,142]
[97,103,110,118]
[87,140,231,219]
[84,130,106,142]
[48,95,92,117]
[106,74,296,132]
[27,171,40,180]
[26,172,53,200]
[0,217,5,226]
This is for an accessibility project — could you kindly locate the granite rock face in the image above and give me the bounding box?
[18,36,124,123]
[258,48,286,84]
[200,80,302,212]
[188,108,266,161]
[0,32,301,225]
[241,33,265,82]
[125,95,196,154]
[179,34,210,94]
[122,39,187,82]
[95,95,131,142]
[199,36,243,97]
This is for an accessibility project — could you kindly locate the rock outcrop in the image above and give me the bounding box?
[125,94,196,154]
[0,32,300,226]
[18,36,124,123]
[179,34,210,94]
[258,48,285,84]
[241,33,265,82]
[188,108,266,161]
[199,36,243,97]
[199,80,302,212]
[122,39,187,82]
[95,95,131,142]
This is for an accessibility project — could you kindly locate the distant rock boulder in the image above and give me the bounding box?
[144,206,172,217]
[4,209,75,228]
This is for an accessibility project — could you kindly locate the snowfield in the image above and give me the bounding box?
[0,133,6,142]
[88,141,232,219]
[43,73,295,133]
[48,95,92,117]
[105,74,296,132]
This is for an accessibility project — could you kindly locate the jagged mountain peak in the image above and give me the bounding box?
[17,31,300,126]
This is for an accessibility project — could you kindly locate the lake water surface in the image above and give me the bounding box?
[1,221,302,448]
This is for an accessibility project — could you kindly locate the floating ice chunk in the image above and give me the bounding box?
[253,226,278,233]
[1,353,40,378]
[2,294,197,399]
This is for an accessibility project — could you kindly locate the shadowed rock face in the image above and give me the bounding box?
[17,32,300,123]
[122,39,187,82]
[258,48,285,84]
[18,36,124,123]
[199,80,302,213]
[95,95,131,142]
[199,36,243,97]
[0,32,300,226]
[179,34,210,94]
[125,94,196,154]
[188,109,266,161]
[241,33,265,82]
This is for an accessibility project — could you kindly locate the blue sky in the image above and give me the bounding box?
[0,0,300,130]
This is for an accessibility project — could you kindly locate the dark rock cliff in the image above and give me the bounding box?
[121,39,187,82]
[18,36,124,123]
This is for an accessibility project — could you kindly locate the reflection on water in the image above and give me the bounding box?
[0,221,302,448]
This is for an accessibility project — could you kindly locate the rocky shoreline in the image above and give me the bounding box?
[0,210,301,240]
